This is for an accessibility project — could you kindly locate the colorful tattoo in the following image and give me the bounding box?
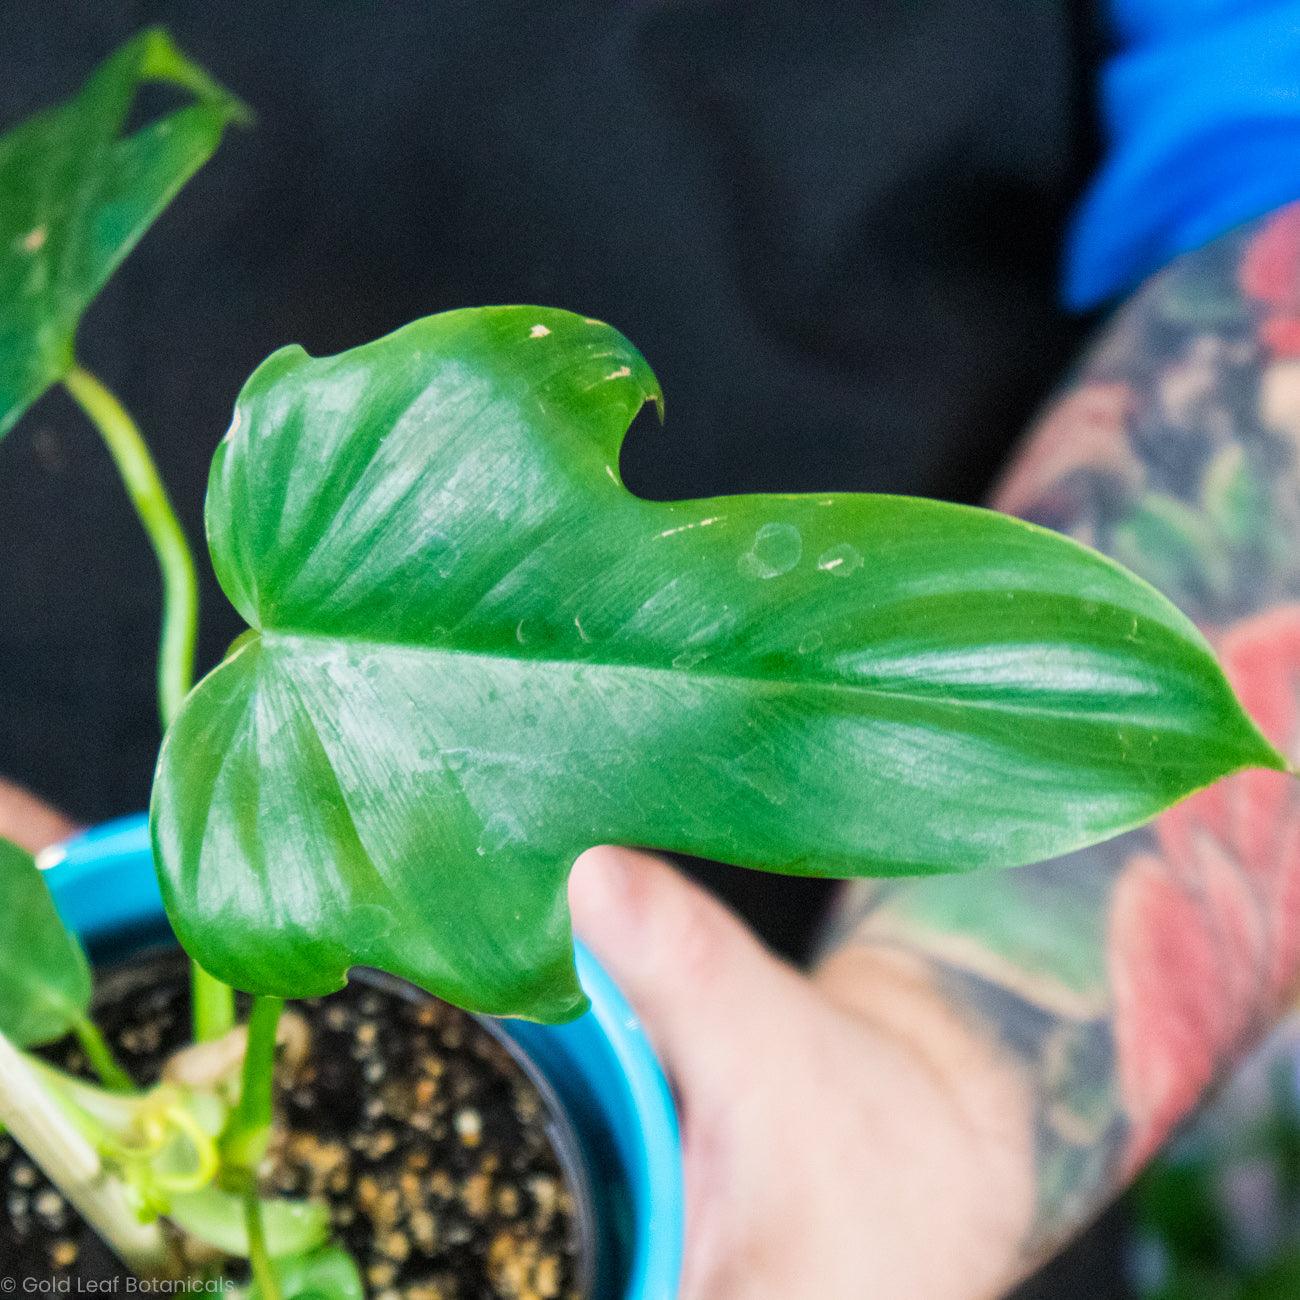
[822,201,1300,1258]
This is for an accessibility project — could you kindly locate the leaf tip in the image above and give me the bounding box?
[135,25,251,127]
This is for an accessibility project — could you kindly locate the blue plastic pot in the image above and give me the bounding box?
[39,814,683,1299]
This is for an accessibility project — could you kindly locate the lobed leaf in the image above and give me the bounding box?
[0,28,246,436]
[151,307,1284,1022]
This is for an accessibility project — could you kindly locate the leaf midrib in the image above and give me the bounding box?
[248,625,1244,738]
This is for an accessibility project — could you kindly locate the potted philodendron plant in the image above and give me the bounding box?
[0,29,1289,1300]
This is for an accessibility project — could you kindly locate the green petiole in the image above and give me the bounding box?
[224,995,284,1298]
[61,364,197,730]
[191,962,238,1044]
[61,362,237,1044]
[244,1191,284,1300]
[71,1013,135,1093]
[223,996,283,1173]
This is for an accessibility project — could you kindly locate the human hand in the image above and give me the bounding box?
[0,776,78,853]
[568,848,1038,1300]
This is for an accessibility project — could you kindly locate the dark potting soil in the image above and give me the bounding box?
[0,955,587,1300]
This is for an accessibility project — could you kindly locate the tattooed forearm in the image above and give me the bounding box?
[821,202,1300,1269]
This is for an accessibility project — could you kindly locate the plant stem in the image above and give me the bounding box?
[225,997,284,1300]
[0,1030,168,1275]
[72,1013,135,1093]
[62,364,197,730]
[223,996,283,1173]
[61,362,237,1042]
[244,1191,283,1300]
[192,963,238,1043]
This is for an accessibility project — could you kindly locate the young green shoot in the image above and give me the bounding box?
[0,1031,169,1275]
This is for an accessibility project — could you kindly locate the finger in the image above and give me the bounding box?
[567,845,795,1088]
[0,778,79,854]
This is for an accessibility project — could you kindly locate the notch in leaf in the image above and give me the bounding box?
[0,27,248,436]
[151,306,1284,1024]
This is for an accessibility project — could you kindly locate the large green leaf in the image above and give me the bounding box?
[0,28,246,436]
[151,307,1284,1022]
[0,837,92,1045]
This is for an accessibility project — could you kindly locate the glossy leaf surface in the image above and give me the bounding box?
[0,838,92,1045]
[152,307,1284,1021]
[0,28,245,436]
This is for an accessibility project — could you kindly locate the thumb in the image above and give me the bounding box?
[568,845,792,1087]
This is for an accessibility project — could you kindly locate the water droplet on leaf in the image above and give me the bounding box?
[477,812,524,857]
[817,543,863,578]
[427,531,459,578]
[739,523,802,579]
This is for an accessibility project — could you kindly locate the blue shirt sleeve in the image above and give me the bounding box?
[1065,0,1300,310]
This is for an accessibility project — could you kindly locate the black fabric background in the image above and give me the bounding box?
[0,4,1118,1287]
[0,0,1100,948]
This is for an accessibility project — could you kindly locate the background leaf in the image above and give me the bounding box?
[0,837,92,1045]
[152,307,1283,1022]
[0,27,246,436]
[168,1186,329,1260]
[247,1246,363,1300]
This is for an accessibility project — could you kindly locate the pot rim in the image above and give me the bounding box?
[40,814,684,1300]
